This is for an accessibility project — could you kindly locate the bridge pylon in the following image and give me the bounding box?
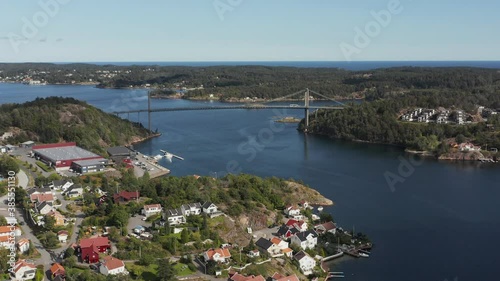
[304,88,310,132]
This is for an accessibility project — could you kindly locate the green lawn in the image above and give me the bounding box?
[125,262,158,281]
[173,262,195,276]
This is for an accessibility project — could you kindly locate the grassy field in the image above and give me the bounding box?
[173,262,195,276]
[125,262,158,281]
[35,160,52,172]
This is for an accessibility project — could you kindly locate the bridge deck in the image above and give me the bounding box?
[112,105,344,114]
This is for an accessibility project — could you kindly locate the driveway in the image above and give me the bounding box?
[127,214,152,234]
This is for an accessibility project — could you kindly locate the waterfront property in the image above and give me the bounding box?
[314,221,337,235]
[293,251,316,275]
[32,142,108,171]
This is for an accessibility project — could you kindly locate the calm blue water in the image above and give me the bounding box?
[1,83,500,281]
[54,61,500,71]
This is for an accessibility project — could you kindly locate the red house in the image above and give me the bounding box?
[79,237,110,263]
[113,191,139,203]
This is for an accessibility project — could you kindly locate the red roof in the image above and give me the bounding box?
[14,260,36,273]
[231,273,266,281]
[276,275,300,281]
[79,236,109,248]
[113,191,139,202]
[205,248,231,260]
[286,219,305,227]
[101,256,124,270]
[50,263,65,275]
[31,193,54,202]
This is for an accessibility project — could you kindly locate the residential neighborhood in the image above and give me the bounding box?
[0,140,370,281]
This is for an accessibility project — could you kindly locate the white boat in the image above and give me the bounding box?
[358,252,369,258]
[317,206,324,212]
[153,154,163,161]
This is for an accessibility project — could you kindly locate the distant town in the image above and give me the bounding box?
[400,106,499,125]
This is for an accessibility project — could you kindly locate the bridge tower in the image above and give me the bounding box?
[148,91,152,134]
[304,88,310,131]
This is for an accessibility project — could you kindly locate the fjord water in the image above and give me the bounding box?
[1,83,500,281]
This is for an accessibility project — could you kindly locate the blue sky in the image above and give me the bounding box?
[0,0,499,62]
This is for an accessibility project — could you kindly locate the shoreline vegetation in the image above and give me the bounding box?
[2,63,500,163]
[0,97,157,155]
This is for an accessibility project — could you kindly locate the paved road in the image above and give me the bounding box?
[15,208,53,267]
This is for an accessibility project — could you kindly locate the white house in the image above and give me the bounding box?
[256,238,282,257]
[142,204,162,217]
[10,260,36,281]
[203,248,231,263]
[52,179,73,191]
[270,237,289,250]
[290,230,318,250]
[63,184,83,198]
[100,256,127,276]
[293,251,316,275]
[285,219,308,232]
[0,146,7,153]
[181,202,202,216]
[284,206,301,217]
[202,202,218,214]
[35,202,54,215]
[0,235,13,249]
[247,249,260,258]
[164,208,186,225]
[0,225,21,237]
[17,238,30,253]
[314,221,337,235]
[58,230,69,243]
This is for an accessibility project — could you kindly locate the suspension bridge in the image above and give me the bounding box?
[112,88,347,133]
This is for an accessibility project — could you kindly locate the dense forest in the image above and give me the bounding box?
[3,63,499,101]
[0,97,152,154]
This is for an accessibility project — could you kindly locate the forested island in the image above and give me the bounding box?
[0,97,154,154]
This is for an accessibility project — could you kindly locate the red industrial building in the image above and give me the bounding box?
[79,237,111,263]
[32,142,107,171]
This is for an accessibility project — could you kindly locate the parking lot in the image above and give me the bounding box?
[132,151,170,178]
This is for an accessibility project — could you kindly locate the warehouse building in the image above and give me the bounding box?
[32,142,108,171]
[107,146,134,162]
[71,159,105,174]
